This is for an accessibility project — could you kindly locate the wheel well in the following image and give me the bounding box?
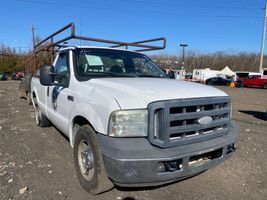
[71,116,94,147]
[73,116,90,127]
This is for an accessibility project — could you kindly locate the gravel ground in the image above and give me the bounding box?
[0,81,266,200]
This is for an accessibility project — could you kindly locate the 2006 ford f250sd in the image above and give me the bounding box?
[31,23,238,194]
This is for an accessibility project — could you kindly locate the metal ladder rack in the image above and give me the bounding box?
[33,22,166,71]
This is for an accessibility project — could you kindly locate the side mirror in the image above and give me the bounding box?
[40,64,55,86]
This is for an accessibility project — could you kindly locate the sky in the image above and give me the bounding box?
[0,0,266,55]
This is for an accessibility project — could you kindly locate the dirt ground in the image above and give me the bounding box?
[0,81,266,200]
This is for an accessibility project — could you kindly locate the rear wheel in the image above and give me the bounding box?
[263,83,267,89]
[35,108,51,127]
[74,125,113,194]
[26,92,32,105]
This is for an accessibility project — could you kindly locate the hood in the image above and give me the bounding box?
[84,78,228,109]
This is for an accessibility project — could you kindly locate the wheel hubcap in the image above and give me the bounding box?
[81,149,94,170]
[78,140,94,181]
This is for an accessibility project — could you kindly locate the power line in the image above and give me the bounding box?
[15,0,262,18]
[112,0,262,10]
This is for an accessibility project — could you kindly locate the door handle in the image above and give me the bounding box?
[67,95,74,102]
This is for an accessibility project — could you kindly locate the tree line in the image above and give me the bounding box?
[0,44,52,73]
[0,44,31,72]
[151,51,267,72]
[0,44,266,73]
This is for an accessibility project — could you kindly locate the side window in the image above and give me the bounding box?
[54,53,69,86]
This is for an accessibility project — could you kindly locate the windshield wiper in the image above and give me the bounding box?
[84,72,136,77]
[102,72,137,77]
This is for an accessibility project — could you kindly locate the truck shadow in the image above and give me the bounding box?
[52,124,71,143]
[239,110,266,121]
[114,171,206,192]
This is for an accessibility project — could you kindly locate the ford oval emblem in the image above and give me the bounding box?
[197,116,213,125]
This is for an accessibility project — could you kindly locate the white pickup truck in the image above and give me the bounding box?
[30,23,238,194]
[31,46,238,194]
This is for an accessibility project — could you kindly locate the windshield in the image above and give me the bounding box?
[74,48,165,79]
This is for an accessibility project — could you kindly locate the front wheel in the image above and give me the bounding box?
[263,83,267,89]
[236,81,243,87]
[74,125,113,194]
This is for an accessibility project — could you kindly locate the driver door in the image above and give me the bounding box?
[246,75,255,86]
[46,52,72,135]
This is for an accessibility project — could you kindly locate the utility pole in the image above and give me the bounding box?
[259,0,267,73]
[31,25,36,73]
[31,25,36,49]
[180,43,188,67]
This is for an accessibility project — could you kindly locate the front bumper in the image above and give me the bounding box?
[97,121,238,187]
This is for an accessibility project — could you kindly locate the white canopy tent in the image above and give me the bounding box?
[220,66,235,77]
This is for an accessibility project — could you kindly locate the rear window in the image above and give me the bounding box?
[236,73,249,78]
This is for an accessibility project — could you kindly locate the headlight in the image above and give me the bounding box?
[108,109,148,137]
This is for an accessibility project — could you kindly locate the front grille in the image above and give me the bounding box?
[148,97,230,148]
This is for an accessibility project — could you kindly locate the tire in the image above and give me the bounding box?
[74,125,113,194]
[35,108,51,127]
[26,92,32,105]
[237,81,243,88]
[263,83,267,89]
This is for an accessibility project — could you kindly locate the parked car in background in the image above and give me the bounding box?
[236,75,267,89]
[261,68,267,79]
[193,68,226,83]
[234,71,261,81]
[0,72,8,80]
[19,73,33,105]
[205,77,232,86]
[164,68,186,80]
[13,72,24,80]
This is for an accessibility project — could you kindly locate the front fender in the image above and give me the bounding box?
[68,99,120,147]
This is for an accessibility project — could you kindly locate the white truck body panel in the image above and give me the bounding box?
[86,78,228,109]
